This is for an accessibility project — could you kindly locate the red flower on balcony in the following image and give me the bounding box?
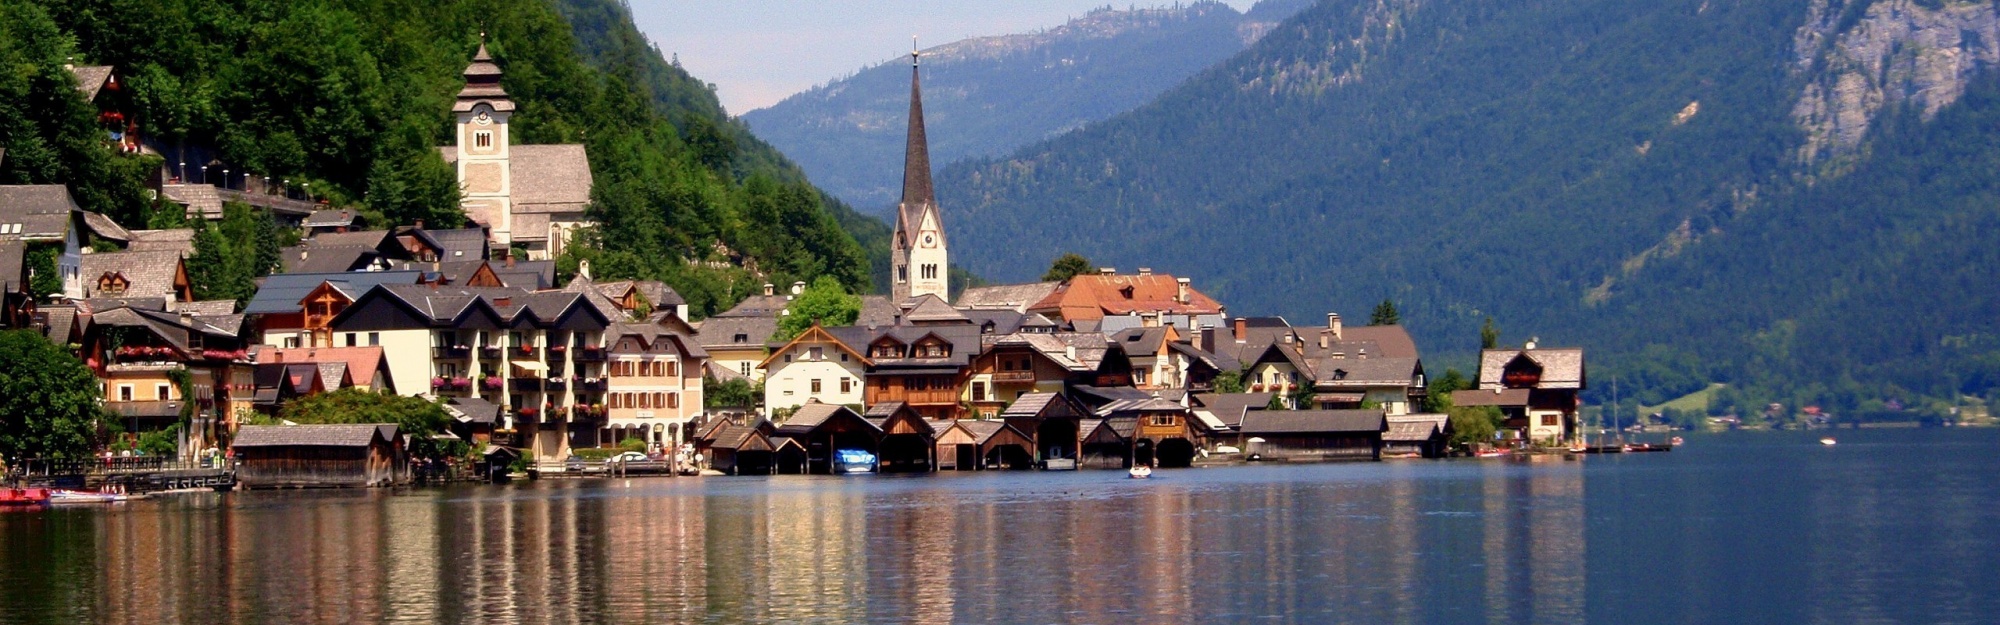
[450,377,471,390]
[518,407,539,418]
[482,376,503,390]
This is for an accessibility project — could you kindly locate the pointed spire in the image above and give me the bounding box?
[899,36,935,214]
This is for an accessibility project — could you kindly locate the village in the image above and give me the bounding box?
[0,43,1589,490]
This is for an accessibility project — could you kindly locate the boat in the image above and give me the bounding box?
[0,487,52,506]
[1820,437,1837,446]
[1042,458,1077,471]
[1475,448,1510,458]
[1671,436,1685,446]
[834,449,877,474]
[1127,465,1153,479]
[49,489,135,504]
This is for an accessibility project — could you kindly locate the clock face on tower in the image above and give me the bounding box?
[922,233,935,248]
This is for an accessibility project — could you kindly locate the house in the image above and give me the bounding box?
[1077,418,1130,469]
[772,402,881,474]
[443,396,501,445]
[438,41,593,260]
[1097,396,1203,467]
[964,333,1094,418]
[1027,268,1224,332]
[279,230,402,273]
[83,306,253,457]
[759,323,870,412]
[1238,410,1387,462]
[253,346,393,394]
[695,283,789,383]
[956,282,1059,313]
[325,284,615,459]
[1452,344,1586,446]
[302,210,362,236]
[0,184,132,299]
[245,270,425,349]
[1110,325,1223,392]
[1384,413,1452,458]
[864,402,936,471]
[66,65,141,153]
[602,316,706,452]
[702,422,776,475]
[232,424,408,488]
[838,322,982,420]
[998,391,1089,468]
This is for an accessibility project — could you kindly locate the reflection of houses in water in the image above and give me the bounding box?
[1481,455,1585,622]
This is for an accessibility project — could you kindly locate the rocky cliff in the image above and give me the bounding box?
[1792,0,2000,165]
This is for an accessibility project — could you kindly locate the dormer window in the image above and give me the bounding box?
[1120,286,1135,299]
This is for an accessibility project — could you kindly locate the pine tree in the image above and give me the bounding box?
[1369,299,1400,326]
[1042,253,1093,282]
[1480,317,1500,350]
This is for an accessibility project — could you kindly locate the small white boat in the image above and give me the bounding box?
[1127,466,1152,479]
[49,489,134,504]
[1819,437,1837,446]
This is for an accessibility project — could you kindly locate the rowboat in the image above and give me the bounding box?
[0,487,51,506]
[1127,466,1152,479]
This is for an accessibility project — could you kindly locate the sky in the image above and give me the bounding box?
[625,1,1259,116]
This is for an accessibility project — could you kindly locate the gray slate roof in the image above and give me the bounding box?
[79,250,183,300]
[160,184,222,219]
[1238,410,1387,435]
[244,271,424,315]
[694,315,778,349]
[1477,348,1586,390]
[438,144,591,214]
[956,282,1060,312]
[1385,414,1451,442]
[68,65,114,101]
[232,424,397,448]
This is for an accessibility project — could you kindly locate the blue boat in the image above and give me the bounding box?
[834,449,877,474]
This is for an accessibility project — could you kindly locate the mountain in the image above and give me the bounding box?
[0,0,876,315]
[940,0,2000,416]
[742,0,1310,215]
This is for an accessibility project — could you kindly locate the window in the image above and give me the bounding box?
[368,332,380,347]
[808,347,823,361]
[474,131,492,148]
[840,378,851,394]
[840,352,849,362]
[1150,414,1176,427]
[897,266,907,283]
[740,362,751,376]
[972,382,987,401]
[345,333,357,347]
[640,393,651,409]
[1542,414,1559,426]
[666,393,679,409]
[119,385,133,402]
[666,362,678,377]
[1134,370,1148,385]
[284,337,300,348]
[810,379,822,394]
[878,378,891,390]
[654,361,666,377]
[154,384,170,400]
[610,394,621,409]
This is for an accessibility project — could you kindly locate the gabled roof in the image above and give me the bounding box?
[828,323,982,370]
[80,250,185,301]
[1477,348,1586,390]
[1451,388,1531,407]
[1385,414,1451,442]
[303,209,358,229]
[999,392,1086,420]
[945,420,1034,447]
[1310,356,1421,388]
[126,229,196,256]
[243,271,424,315]
[256,346,389,389]
[0,186,83,241]
[956,282,1060,312]
[901,294,968,324]
[1028,272,1223,322]
[774,402,878,439]
[695,315,778,349]
[1238,410,1386,435]
[437,145,591,215]
[1330,325,1420,359]
[279,245,378,274]
[68,65,115,101]
[445,396,501,424]
[171,300,237,316]
[757,324,870,370]
[232,424,396,448]
[159,184,223,220]
[607,321,708,359]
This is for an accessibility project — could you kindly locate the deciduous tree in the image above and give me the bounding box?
[0,330,103,462]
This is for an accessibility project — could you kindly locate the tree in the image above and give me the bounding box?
[1448,405,1503,450]
[185,218,251,302]
[1369,299,1400,325]
[1480,317,1500,350]
[774,276,860,341]
[704,377,758,408]
[1424,367,1472,413]
[273,388,460,459]
[0,330,104,462]
[1212,369,1245,394]
[1042,253,1093,282]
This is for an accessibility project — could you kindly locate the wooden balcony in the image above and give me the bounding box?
[870,388,959,406]
[574,346,607,362]
[433,345,471,360]
[990,371,1036,383]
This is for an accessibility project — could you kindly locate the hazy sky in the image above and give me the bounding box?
[625,1,1259,116]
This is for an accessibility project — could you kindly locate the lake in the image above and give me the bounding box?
[1,427,1994,624]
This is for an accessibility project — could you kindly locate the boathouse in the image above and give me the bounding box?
[1078,418,1130,469]
[998,392,1085,468]
[232,424,408,488]
[1384,413,1452,458]
[935,420,1035,470]
[707,423,775,475]
[1100,397,1202,467]
[773,402,881,474]
[1238,410,1386,462]
[864,402,936,472]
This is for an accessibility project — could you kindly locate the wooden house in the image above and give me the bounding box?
[864,402,936,472]
[232,424,408,488]
[704,423,775,475]
[1238,410,1386,462]
[772,402,881,474]
[1078,418,1131,469]
[1384,413,1452,458]
[1452,345,1585,446]
[834,323,981,420]
[998,392,1087,468]
[934,420,1035,471]
[1099,397,1202,467]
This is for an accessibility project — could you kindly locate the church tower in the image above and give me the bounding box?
[454,39,514,251]
[892,44,948,302]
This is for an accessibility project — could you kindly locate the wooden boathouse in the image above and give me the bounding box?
[935,420,1035,470]
[864,402,936,472]
[1237,410,1387,462]
[1384,413,1453,458]
[773,402,881,474]
[232,424,408,488]
[998,392,1085,468]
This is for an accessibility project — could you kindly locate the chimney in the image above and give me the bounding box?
[1358,348,1367,359]
[504,255,515,268]
[1098,267,1116,276]
[1319,334,1328,349]
[577,259,592,280]
[1233,317,1248,342]
[1176,277,1190,304]
[1065,345,1077,362]
[791,281,806,295]
[1138,267,1152,277]
[1328,312,1342,340]
[413,219,425,230]
[762,283,775,297]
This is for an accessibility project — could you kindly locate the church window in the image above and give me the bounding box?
[897,265,908,283]
[474,131,493,149]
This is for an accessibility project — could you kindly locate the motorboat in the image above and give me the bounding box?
[49,489,135,504]
[0,487,51,506]
[1127,465,1153,479]
[1820,437,1837,446]
[834,449,877,474]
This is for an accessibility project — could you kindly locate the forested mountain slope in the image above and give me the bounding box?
[743,0,1308,215]
[942,0,2000,414]
[1,0,876,315]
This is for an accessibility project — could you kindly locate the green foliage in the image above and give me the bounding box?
[704,377,758,409]
[774,276,861,342]
[1369,299,1400,326]
[183,206,281,303]
[24,245,60,300]
[0,1,155,223]
[274,388,457,459]
[1448,405,1502,449]
[1042,253,1093,282]
[136,423,178,456]
[0,330,103,461]
[1211,369,1245,394]
[1423,367,1471,413]
[1479,318,1500,351]
[617,437,645,453]
[1265,392,1287,411]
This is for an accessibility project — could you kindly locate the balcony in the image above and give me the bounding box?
[431,377,473,392]
[478,346,504,360]
[545,378,568,392]
[572,405,608,421]
[510,377,544,392]
[575,378,609,393]
[433,345,471,360]
[510,345,542,361]
[574,346,607,363]
[992,371,1036,383]
[547,344,569,360]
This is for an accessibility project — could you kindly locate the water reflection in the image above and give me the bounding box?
[3,429,1995,624]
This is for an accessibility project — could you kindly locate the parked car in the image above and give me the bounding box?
[612,451,648,463]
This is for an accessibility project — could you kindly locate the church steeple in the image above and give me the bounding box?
[892,39,948,303]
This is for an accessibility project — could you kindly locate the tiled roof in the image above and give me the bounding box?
[1028,272,1223,321]
[1000,392,1086,419]
[775,402,875,438]
[1238,410,1386,435]
[855,295,899,327]
[279,245,377,273]
[160,184,223,219]
[956,282,1060,312]
[901,294,967,323]
[303,209,357,228]
[608,321,707,359]
[68,65,114,101]
[1331,325,1420,359]
[1451,388,1531,407]
[695,315,777,348]
[0,240,22,290]
[1477,348,1586,390]
[257,346,388,389]
[80,250,183,301]
[242,270,423,315]
[1310,356,1420,388]
[127,229,196,255]
[446,397,500,424]
[1384,414,1450,442]
[437,145,592,213]
[233,424,396,448]
[714,293,790,318]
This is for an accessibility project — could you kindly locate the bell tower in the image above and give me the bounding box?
[892,39,948,302]
[454,36,515,250]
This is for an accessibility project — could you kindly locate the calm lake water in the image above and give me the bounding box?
[1,427,1994,624]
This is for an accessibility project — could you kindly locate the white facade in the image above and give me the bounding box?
[762,340,866,412]
[336,329,430,399]
[455,104,512,247]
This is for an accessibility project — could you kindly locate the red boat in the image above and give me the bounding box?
[0,487,52,506]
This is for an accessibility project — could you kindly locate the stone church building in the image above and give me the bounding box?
[440,42,593,260]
